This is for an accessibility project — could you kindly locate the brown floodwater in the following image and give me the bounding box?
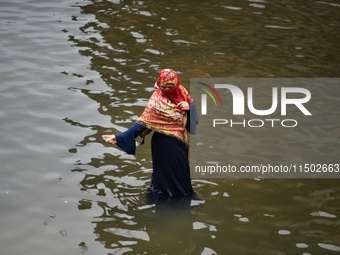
[0,0,339,254]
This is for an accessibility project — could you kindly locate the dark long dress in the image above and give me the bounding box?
[149,131,193,197]
[115,123,194,198]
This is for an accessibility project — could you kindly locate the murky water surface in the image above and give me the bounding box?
[0,0,339,254]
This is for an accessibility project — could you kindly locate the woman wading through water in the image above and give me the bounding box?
[103,69,198,198]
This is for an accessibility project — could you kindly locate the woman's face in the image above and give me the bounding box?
[161,82,175,90]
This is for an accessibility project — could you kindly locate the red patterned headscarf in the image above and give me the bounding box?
[137,68,192,144]
[155,69,191,104]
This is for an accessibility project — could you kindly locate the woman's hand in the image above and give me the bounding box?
[178,101,189,111]
[102,134,117,144]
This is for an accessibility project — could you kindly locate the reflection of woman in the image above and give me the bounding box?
[103,69,197,198]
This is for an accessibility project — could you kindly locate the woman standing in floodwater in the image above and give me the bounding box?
[103,68,198,198]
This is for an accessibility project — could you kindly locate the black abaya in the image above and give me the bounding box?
[149,132,194,197]
[115,123,194,198]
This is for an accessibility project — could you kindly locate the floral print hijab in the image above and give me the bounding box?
[138,69,192,144]
[155,69,190,104]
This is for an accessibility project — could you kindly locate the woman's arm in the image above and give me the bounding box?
[102,123,149,154]
[177,101,190,111]
[185,102,199,134]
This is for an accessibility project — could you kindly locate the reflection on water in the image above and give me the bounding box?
[1,0,339,254]
[74,0,340,82]
[69,0,340,253]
